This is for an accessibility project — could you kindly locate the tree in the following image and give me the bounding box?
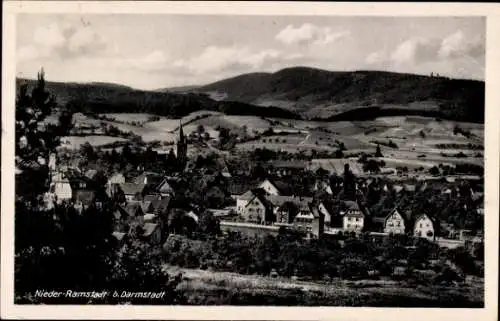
[196,124,205,136]
[375,144,383,157]
[429,166,440,176]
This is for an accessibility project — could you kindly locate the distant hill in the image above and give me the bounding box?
[15,78,299,120]
[198,67,485,123]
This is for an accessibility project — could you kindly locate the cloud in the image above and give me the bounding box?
[171,45,305,75]
[365,51,388,65]
[366,30,485,68]
[438,30,485,59]
[17,20,108,62]
[390,37,441,65]
[275,23,349,46]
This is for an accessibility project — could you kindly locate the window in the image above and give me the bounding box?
[397,221,401,227]
[347,224,351,228]
[356,218,360,222]
[420,223,423,228]
[257,208,261,213]
[349,217,353,222]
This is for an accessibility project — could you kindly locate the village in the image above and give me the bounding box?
[38,119,485,264]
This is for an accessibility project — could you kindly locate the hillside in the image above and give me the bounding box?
[198,67,485,123]
[15,78,299,120]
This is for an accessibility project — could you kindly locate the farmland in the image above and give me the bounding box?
[68,110,483,174]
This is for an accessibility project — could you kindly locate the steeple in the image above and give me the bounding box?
[176,119,187,170]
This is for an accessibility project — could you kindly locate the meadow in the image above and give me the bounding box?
[165,265,483,307]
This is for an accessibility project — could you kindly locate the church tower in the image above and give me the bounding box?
[176,120,187,168]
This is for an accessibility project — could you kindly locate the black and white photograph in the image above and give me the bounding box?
[2,1,499,320]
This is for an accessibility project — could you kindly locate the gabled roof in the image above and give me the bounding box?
[112,231,126,241]
[246,194,273,211]
[227,180,253,195]
[119,183,145,196]
[344,201,360,211]
[157,178,175,194]
[414,213,437,225]
[143,223,159,237]
[385,207,404,221]
[84,169,98,180]
[237,190,253,200]
[261,178,294,196]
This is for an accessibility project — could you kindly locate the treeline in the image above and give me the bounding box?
[162,230,483,284]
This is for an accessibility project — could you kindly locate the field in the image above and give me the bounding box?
[164,265,483,307]
[59,136,127,150]
[70,111,483,172]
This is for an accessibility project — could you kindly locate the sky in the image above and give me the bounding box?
[16,15,485,90]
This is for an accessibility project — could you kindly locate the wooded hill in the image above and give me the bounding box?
[17,67,484,123]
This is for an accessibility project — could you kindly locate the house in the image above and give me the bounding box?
[267,195,313,217]
[150,196,172,216]
[51,172,73,202]
[292,204,324,238]
[258,178,294,196]
[236,189,266,214]
[71,188,98,213]
[383,207,406,235]
[142,223,162,245]
[341,201,364,232]
[119,183,145,201]
[276,201,299,224]
[242,194,274,224]
[413,214,437,241]
[107,173,126,186]
[156,178,176,197]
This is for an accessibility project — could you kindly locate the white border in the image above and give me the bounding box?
[2,2,499,320]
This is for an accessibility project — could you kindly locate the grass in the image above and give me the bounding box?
[164,265,483,307]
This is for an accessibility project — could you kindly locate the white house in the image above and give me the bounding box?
[51,172,72,202]
[413,214,436,241]
[342,201,364,232]
[384,208,406,235]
